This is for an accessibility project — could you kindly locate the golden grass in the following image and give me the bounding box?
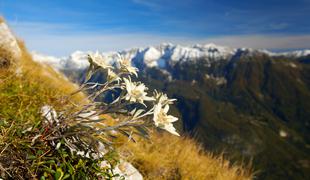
[0,20,254,179]
[0,46,95,178]
[16,40,86,103]
[119,131,254,180]
[18,42,253,180]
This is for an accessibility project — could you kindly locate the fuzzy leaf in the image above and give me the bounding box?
[119,129,136,142]
[84,65,93,83]
[134,126,150,139]
[133,109,145,118]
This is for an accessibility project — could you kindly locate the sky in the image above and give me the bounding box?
[0,0,310,56]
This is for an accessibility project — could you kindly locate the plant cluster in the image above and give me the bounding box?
[53,52,179,151]
[0,51,180,179]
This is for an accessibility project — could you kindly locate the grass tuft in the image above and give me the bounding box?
[119,131,254,180]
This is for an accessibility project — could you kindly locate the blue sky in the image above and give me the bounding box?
[1,0,310,55]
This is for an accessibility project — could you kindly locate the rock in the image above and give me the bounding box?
[101,160,143,180]
[0,57,10,68]
[99,152,143,180]
[41,105,58,124]
[0,20,21,61]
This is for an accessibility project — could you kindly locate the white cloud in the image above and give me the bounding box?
[8,21,310,56]
[205,35,310,50]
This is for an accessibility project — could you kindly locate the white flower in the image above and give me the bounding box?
[154,90,176,106]
[117,54,138,77]
[88,51,112,69]
[123,77,154,105]
[162,123,179,136]
[107,69,121,82]
[153,104,179,136]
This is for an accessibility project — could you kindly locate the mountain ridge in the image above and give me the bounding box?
[31,43,310,72]
[0,19,254,179]
[32,43,310,179]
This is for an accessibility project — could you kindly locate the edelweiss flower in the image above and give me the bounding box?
[117,54,138,76]
[153,104,179,136]
[88,51,112,69]
[154,90,176,106]
[123,77,154,105]
[107,69,121,82]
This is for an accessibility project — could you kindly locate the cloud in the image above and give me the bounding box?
[205,35,310,50]
[8,21,310,56]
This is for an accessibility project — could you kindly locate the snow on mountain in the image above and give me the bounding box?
[31,43,235,70]
[32,51,90,70]
[64,51,90,69]
[257,49,310,57]
[276,50,310,57]
[31,43,310,72]
[32,51,66,70]
[142,47,162,67]
[119,43,235,68]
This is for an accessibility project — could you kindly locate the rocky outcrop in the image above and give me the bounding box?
[0,19,21,58]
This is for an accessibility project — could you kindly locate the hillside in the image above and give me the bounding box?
[35,44,310,179]
[139,50,310,179]
[138,50,310,179]
[0,18,253,179]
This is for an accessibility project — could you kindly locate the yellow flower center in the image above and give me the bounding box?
[131,89,143,98]
[157,110,167,124]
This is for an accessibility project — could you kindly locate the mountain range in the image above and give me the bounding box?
[32,43,310,180]
[32,43,310,71]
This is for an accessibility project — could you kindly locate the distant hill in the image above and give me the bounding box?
[33,44,310,180]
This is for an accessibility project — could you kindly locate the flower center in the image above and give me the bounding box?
[157,110,167,124]
[131,89,143,98]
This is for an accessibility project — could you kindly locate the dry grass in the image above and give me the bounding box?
[119,131,254,180]
[0,41,82,113]
[19,42,253,180]
[0,34,101,178]
[17,40,86,103]
[0,21,254,179]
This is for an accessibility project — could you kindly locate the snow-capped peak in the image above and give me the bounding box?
[31,43,310,72]
[142,47,162,67]
[276,50,310,57]
[254,49,310,57]
[32,50,90,70]
[133,43,235,66]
